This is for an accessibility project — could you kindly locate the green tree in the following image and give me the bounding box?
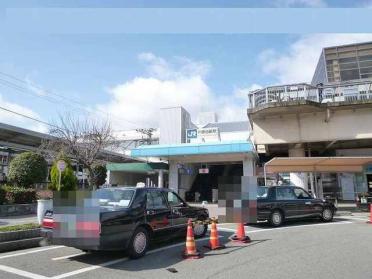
[91,164,107,187]
[49,155,77,191]
[8,152,48,188]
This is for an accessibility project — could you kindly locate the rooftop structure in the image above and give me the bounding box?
[312,41,372,85]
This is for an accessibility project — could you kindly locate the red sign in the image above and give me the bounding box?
[199,168,209,174]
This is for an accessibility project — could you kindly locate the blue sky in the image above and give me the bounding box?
[1,0,371,8]
[1,0,372,132]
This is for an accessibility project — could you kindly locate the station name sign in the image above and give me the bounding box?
[186,127,220,142]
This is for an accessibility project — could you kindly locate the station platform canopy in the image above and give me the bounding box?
[130,141,255,158]
[265,157,372,173]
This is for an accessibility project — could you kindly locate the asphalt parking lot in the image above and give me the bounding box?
[0,214,371,279]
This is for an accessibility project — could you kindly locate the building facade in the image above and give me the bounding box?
[249,41,372,202]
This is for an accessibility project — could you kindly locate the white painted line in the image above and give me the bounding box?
[0,235,220,279]
[218,221,353,234]
[52,252,86,261]
[0,264,49,279]
[51,235,217,279]
[51,257,129,279]
[344,217,369,222]
[0,246,64,260]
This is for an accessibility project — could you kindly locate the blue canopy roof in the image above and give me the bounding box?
[130,140,255,157]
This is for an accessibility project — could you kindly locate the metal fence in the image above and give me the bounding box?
[248,81,372,109]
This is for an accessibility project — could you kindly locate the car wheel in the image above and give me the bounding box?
[193,223,207,238]
[128,227,149,259]
[321,207,334,222]
[269,210,283,227]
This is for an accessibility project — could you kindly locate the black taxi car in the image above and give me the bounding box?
[257,186,337,227]
[41,187,209,258]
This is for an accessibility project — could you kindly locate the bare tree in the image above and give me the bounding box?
[40,114,117,189]
[136,128,156,145]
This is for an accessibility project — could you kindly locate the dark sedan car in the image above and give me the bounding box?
[42,187,209,258]
[257,186,337,227]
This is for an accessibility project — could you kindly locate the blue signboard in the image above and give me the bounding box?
[186,129,198,139]
[365,165,372,173]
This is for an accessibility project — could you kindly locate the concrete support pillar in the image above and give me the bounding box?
[168,161,179,193]
[289,146,308,190]
[106,170,111,185]
[158,170,164,188]
[243,157,255,176]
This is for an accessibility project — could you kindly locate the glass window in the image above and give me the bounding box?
[361,73,372,79]
[276,188,296,200]
[340,69,360,81]
[146,191,168,210]
[339,57,357,63]
[359,61,372,68]
[358,54,372,62]
[339,62,358,70]
[166,192,185,207]
[257,187,269,198]
[94,189,135,208]
[293,188,312,199]
[360,67,372,74]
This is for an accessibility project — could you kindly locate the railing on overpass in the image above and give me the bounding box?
[248,80,372,109]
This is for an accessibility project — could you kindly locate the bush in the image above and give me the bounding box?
[49,155,77,191]
[91,164,107,187]
[0,223,40,232]
[36,189,53,200]
[0,187,6,205]
[8,152,48,188]
[3,185,37,204]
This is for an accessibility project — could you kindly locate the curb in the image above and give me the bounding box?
[0,237,44,253]
[0,228,43,252]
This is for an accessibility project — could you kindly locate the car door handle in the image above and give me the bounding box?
[305,202,312,205]
[146,210,156,215]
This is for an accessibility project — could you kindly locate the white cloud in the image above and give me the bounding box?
[260,34,372,84]
[138,52,211,80]
[100,53,255,130]
[0,94,48,133]
[273,0,327,7]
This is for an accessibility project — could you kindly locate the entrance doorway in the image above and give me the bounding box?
[187,163,243,202]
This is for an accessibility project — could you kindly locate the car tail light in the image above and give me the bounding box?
[76,221,101,237]
[42,218,54,229]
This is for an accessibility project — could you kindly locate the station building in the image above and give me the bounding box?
[107,107,256,202]
[248,41,372,202]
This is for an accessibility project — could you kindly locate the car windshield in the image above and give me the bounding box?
[257,187,269,198]
[94,188,135,208]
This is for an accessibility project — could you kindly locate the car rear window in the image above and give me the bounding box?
[94,189,135,208]
[257,187,269,198]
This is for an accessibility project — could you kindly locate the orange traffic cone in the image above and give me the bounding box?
[229,222,251,243]
[367,204,372,224]
[183,219,202,259]
[204,218,225,250]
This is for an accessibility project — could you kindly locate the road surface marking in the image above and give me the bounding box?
[0,246,64,260]
[50,236,217,279]
[0,235,221,279]
[344,216,369,222]
[218,221,353,233]
[52,252,86,261]
[0,264,49,279]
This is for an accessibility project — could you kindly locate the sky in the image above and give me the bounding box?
[1,0,372,132]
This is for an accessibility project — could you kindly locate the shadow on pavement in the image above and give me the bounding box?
[245,217,349,229]
[69,231,269,272]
